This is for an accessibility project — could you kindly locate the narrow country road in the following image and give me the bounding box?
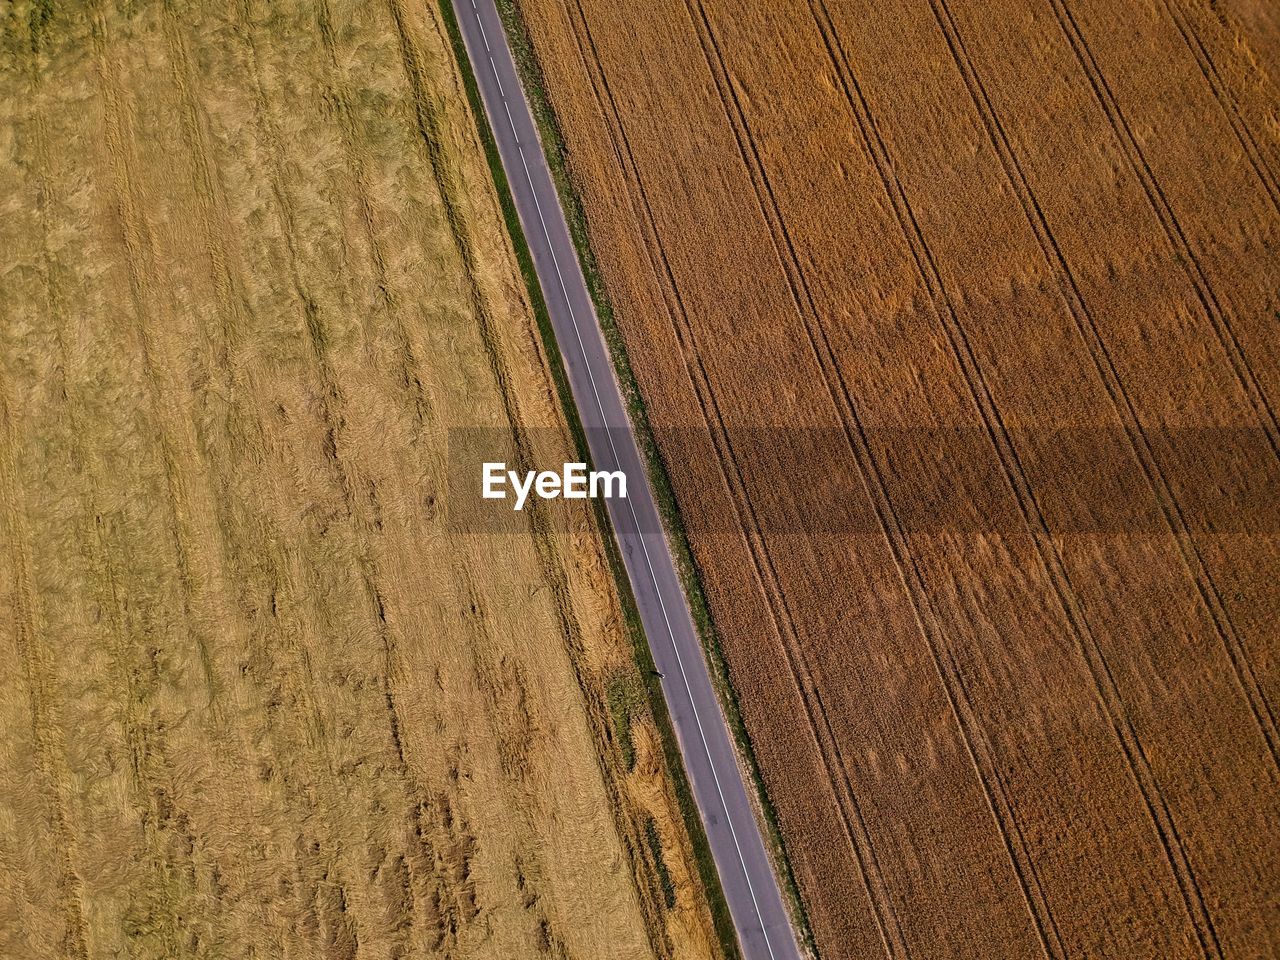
[448,2,804,958]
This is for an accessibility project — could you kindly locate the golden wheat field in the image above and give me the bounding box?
[0,1,723,958]
[511,0,1280,957]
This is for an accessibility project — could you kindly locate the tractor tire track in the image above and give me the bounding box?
[0,208,91,960]
[89,0,223,710]
[228,7,429,950]
[811,2,1227,955]
[1047,0,1280,469]
[689,1,1075,955]
[563,4,910,956]
[933,0,1280,784]
[154,9,387,946]
[915,0,1243,952]
[313,0,433,433]
[1160,0,1280,214]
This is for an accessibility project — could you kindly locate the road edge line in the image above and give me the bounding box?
[479,2,820,956]
[435,3,746,957]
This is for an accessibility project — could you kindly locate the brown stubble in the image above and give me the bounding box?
[513,0,1280,956]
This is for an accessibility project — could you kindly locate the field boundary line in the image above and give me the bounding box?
[393,0,615,796]
[438,1,717,954]
[473,0,830,954]
[501,25,786,960]
[262,0,709,953]
[493,25,784,955]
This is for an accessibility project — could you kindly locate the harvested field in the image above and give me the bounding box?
[0,1,723,958]
[508,0,1280,956]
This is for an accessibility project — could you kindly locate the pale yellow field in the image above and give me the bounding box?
[0,1,720,958]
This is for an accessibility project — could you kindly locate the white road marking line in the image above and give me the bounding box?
[468,6,780,957]
[503,99,520,144]
[491,57,506,98]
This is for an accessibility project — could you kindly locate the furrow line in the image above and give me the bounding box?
[229,17,416,914]
[313,0,433,430]
[819,2,1225,956]
[1160,0,1280,214]
[1048,0,1280,465]
[567,3,904,955]
[929,0,1280,776]
[692,1,1062,954]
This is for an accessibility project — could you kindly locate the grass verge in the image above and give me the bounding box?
[607,675,644,772]
[646,817,679,911]
[435,2,745,957]
[481,2,819,956]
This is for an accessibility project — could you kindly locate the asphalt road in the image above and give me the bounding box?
[449,2,804,958]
